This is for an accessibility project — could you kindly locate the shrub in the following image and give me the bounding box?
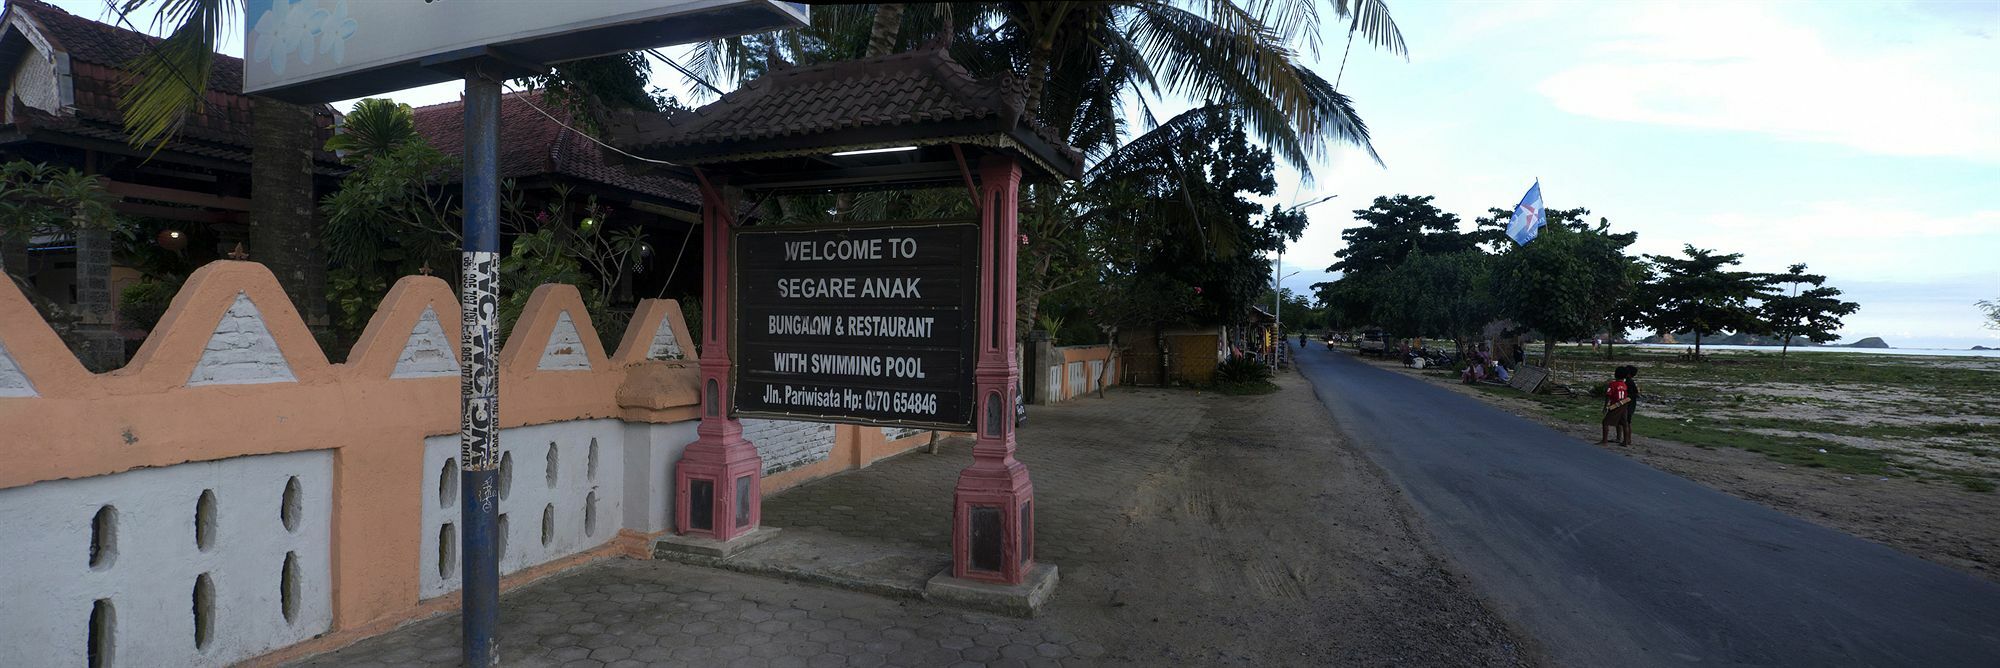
[1214,355,1274,385]
[117,280,178,331]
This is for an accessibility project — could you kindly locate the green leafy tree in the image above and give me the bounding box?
[1317,194,1495,332]
[1493,223,1641,366]
[1482,205,1647,360]
[320,99,464,286]
[1762,263,1859,361]
[1328,195,1477,277]
[1402,250,1498,358]
[0,161,120,260]
[1979,299,2000,331]
[323,98,420,161]
[1069,104,1305,327]
[1644,245,1776,358]
[0,160,123,352]
[682,2,1403,336]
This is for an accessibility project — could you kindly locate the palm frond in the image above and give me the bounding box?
[1336,0,1407,59]
[118,0,232,155]
[1127,2,1315,167]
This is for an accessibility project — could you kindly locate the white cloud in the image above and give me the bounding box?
[1536,2,2000,162]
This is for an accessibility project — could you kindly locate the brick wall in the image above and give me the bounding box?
[743,419,837,475]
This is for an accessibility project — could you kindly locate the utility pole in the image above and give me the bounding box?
[1274,193,1337,358]
[457,71,502,667]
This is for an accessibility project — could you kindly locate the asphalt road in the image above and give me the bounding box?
[1291,342,2000,667]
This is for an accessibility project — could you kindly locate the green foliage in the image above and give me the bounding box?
[1328,195,1482,277]
[1065,104,1303,331]
[114,0,231,154]
[496,191,647,340]
[679,298,703,357]
[684,1,1397,171]
[1762,263,1860,359]
[1644,245,1778,356]
[1214,355,1275,384]
[518,52,679,131]
[324,98,420,161]
[116,280,179,331]
[327,268,387,340]
[320,108,462,280]
[1494,223,1642,364]
[1977,299,1999,331]
[0,160,120,248]
[1379,250,1499,347]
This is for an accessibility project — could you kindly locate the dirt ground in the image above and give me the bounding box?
[1043,374,1537,666]
[301,371,1537,667]
[1352,352,2000,584]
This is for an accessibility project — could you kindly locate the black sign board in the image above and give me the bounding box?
[733,221,981,429]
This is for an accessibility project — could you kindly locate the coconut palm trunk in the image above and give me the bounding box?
[248,98,330,330]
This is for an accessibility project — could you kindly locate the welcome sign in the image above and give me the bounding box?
[734,222,981,429]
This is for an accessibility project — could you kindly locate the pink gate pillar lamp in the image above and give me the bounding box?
[951,155,1036,584]
[674,173,764,541]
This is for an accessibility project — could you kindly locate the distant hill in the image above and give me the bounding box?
[1847,337,1890,349]
[1639,332,1826,347]
[1974,346,1994,351]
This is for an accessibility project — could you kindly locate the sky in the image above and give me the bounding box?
[1268,0,2000,349]
[48,0,2000,349]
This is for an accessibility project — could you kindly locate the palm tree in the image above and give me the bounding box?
[679,1,1405,333]
[114,0,327,326]
[685,1,1400,170]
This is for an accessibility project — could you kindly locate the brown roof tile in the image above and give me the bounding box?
[4,0,335,161]
[605,45,1081,175]
[411,90,699,209]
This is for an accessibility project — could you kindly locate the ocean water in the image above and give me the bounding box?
[1630,343,2000,359]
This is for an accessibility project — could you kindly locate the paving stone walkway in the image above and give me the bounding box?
[301,559,1102,668]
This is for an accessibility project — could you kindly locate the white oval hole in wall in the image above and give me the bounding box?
[439,458,458,509]
[90,505,117,570]
[587,438,599,482]
[281,551,300,624]
[541,504,555,546]
[584,491,598,537]
[545,442,558,488]
[497,514,510,562]
[282,477,303,533]
[499,452,514,501]
[195,489,218,552]
[192,573,215,650]
[88,598,114,668]
[437,523,457,579]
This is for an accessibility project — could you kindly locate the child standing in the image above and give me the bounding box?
[1617,365,1641,445]
[1600,369,1633,445]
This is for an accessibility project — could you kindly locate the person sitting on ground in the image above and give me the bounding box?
[1600,367,1635,445]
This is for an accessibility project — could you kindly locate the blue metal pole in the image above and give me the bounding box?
[458,73,503,667]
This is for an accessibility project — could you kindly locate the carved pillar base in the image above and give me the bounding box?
[951,455,1035,583]
[673,429,763,541]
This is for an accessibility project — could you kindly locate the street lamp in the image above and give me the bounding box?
[1273,194,1337,343]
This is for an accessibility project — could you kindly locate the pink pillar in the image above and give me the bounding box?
[675,174,764,540]
[951,155,1035,584]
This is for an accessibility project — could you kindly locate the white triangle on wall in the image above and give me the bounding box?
[0,339,37,398]
[188,292,297,386]
[646,315,685,360]
[537,311,592,371]
[392,306,458,378]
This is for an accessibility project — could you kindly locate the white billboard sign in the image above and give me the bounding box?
[242,0,808,102]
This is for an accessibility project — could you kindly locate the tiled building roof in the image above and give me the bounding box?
[1,0,335,165]
[604,46,1082,179]
[411,90,699,210]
